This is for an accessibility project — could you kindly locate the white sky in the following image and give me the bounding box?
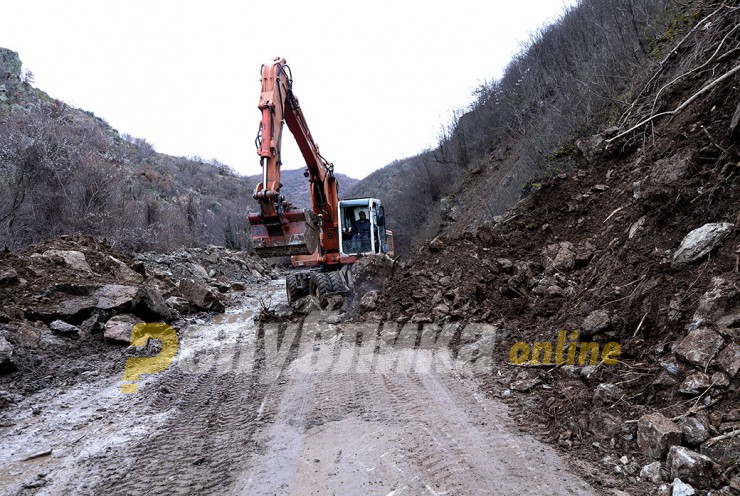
[2,0,575,179]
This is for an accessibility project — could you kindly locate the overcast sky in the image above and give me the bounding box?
[3,0,575,179]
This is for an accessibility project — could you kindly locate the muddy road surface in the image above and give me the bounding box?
[1,279,599,495]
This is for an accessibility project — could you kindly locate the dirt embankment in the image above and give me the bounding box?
[0,235,275,401]
[361,13,740,496]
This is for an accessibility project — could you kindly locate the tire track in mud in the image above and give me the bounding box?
[72,318,291,496]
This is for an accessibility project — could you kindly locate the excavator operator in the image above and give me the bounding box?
[350,211,371,253]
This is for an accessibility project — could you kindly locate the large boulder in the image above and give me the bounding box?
[0,49,22,79]
[37,250,93,273]
[104,315,144,344]
[132,284,174,321]
[637,413,682,459]
[92,284,139,310]
[673,223,733,264]
[674,328,724,368]
[0,336,17,373]
[666,446,714,488]
[177,279,225,313]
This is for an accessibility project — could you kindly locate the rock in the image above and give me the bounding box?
[410,313,433,324]
[511,378,538,392]
[674,328,724,368]
[104,315,144,344]
[639,461,663,484]
[666,446,714,488]
[80,314,100,336]
[691,277,734,325]
[429,237,444,252]
[231,281,246,291]
[190,263,210,280]
[165,296,191,314]
[637,413,682,459]
[582,309,610,336]
[92,284,140,310]
[575,134,604,162]
[49,320,80,337]
[496,258,513,273]
[177,279,225,313]
[0,266,18,287]
[545,285,565,298]
[679,372,712,395]
[592,184,609,192]
[711,371,730,387]
[673,223,733,264]
[679,417,710,446]
[0,49,22,79]
[715,343,740,377]
[671,479,695,496]
[629,216,647,239]
[272,303,294,318]
[40,250,92,273]
[730,102,740,140]
[552,242,576,272]
[592,383,623,405]
[132,285,174,321]
[0,337,17,373]
[360,290,379,311]
[588,411,622,440]
[432,303,450,318]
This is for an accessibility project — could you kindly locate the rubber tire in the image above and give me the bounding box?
[286,273,305,305]
[309,272,333,308]
[326,271,347,293]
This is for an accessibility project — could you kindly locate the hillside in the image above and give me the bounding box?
[349,0,740,261]
[0,48,255,253]
[358,1,740,493]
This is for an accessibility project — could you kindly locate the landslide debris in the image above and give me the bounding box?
[0,234,274,399]
[360,5,739,495]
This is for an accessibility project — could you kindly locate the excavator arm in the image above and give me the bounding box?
[249,57,340,260]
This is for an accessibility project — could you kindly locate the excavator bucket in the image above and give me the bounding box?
[248,209,320,258]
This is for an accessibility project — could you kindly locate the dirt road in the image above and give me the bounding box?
[0,280,598,495]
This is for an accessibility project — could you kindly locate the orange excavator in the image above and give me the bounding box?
[248,57,394,304]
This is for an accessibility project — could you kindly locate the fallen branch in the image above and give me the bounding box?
[702,429,740,448]
[617,4,727,127]
[608,64,740,143]
[632,312,648,338]
[603,207,624,223]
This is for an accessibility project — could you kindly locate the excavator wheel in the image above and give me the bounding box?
[326,271,348,293]
[286,273,308,305]
[309,272,334,308]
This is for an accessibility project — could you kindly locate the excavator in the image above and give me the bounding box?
[248,57,394,305]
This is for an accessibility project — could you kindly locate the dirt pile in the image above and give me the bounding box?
[364,10,740,495]
[0,235,273,398]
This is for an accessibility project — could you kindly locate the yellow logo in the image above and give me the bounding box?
[121,323,178,393]
[509,330,620,366]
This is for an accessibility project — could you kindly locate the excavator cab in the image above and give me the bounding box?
[338,198,390,256]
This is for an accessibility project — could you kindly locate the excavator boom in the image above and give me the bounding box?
[249,57,339,259]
